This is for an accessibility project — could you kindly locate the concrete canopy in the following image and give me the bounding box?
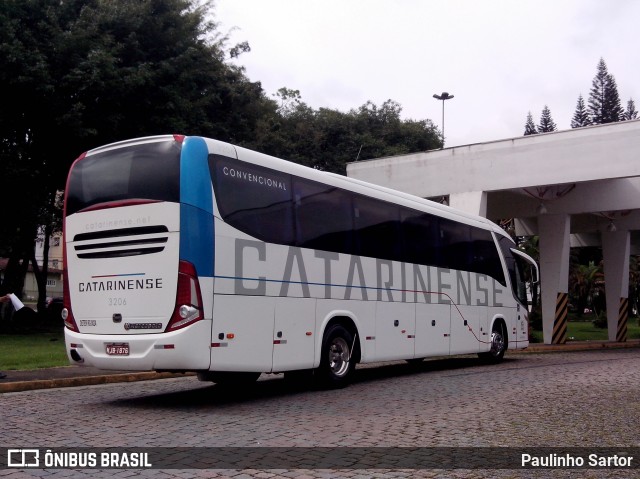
[347,119,640,344]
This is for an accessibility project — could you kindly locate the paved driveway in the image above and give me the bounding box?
[1,349,639,478]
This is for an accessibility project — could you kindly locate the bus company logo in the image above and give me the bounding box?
[124,322,162,331]
[79,275,163,293]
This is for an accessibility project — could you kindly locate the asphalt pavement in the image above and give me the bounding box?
[1,339,638,393]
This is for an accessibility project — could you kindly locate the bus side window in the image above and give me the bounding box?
[439,219,471,272]
[401,209,440,266]
[470,228,506,286]
[353,196,401,260]
[210,155,294,245]
[294,178,354,255]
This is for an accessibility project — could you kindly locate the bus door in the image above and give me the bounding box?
[510,248,539,344]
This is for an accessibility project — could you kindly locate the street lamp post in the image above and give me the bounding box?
[433,92,454,147]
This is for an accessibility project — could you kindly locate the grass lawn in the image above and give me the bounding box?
[0,331,69,370]
[530,316,640,343]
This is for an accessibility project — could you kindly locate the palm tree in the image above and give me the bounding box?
[569,261,602,317]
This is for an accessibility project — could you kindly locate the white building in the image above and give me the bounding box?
[347,119,640,344]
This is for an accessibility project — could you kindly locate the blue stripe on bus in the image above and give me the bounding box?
[179,136,214,277]
[180,136,213,214]
[180,203,214,277]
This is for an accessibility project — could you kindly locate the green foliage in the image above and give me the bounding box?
[592,315,607,329]
[0,0,276,300]
[530,316,640,342]
[250,98,441,174]
[0,0,442,307]
[571,94,591,128]
[537,105,557,133]
[588,58,624,124]
[569,259,604,318]
[624,98,638,120]
[523,112,537,135]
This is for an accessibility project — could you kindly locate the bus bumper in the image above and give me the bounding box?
[64,320,212,371]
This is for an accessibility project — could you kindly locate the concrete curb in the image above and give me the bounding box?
[516,339,640,353]
[0,371,195,394]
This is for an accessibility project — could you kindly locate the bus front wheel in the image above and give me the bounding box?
[318,324,355,388]
[479,321,507,363]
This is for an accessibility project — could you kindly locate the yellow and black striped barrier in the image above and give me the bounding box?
[552,292,568,344]
[617,297,628,342]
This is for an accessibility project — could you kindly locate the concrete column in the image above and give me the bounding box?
[601,230,630,342]
[538,214,571,344]
[448,191,487,217]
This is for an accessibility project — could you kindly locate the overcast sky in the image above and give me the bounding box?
[215,0,639,149]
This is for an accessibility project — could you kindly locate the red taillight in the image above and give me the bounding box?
[166,260,204,332]
[62,265,78,332]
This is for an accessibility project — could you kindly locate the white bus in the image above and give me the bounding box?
[63,135,538,388]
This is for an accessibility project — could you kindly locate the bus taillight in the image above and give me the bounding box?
[62,267,78,332]
[166,260,203,331]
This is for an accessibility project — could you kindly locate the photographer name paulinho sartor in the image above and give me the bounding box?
[522,453,634,468]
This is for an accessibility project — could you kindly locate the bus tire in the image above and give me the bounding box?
[317,323,355,388]
[197,371,261,386]
[479,320,507,363]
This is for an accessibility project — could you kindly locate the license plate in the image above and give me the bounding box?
[106,343,130,356]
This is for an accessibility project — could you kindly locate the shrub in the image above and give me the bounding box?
[592,315,607,329]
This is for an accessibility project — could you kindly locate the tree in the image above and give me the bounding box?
[273,87,302,116]
[252,96,441,174]
[624,98,638,120]
[524,112,537,135]
[571,94,591,128]
[0,0,442,315]
[0,0,276,312]
[537,105,557,133]
[569,261,602,317]
[588,58,624,124]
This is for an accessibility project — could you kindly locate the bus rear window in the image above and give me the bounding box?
[66,140,181,216]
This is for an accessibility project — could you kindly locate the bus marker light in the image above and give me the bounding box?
[211,343,228,348]
[154,344,175,349]
[226,333,235,339]
[305,332,312,336]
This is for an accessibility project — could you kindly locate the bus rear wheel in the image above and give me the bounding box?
[318,324,355,388]
[479,321,507,363]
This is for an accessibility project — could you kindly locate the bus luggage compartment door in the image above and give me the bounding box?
[211,294,275,372]
[272,297,316,372]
